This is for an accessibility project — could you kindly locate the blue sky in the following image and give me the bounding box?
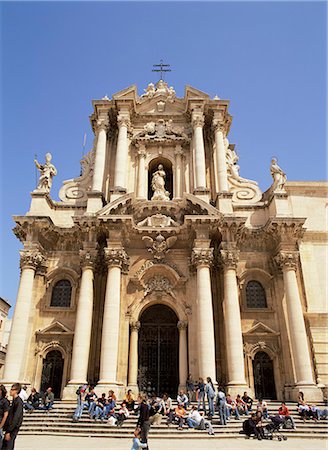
[1,1,327,315]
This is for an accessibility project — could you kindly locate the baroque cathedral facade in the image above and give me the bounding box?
[3,80,327,401]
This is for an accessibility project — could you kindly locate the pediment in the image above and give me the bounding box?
[185,85,210,100]
[36,321,73,335]
[243,322,279,336]
[112,85,138,101]
[136,97,186,115]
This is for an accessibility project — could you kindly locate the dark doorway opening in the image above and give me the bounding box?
[148,157,173,200]
[40,350,64,399]
[253,351,276,399]
[138,304,179,396]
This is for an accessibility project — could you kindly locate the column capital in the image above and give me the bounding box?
[19,249,45,270]
[104,247,129,271]
[174,144,184,156]
[219,248,240,269]
[192,114,205,128]
[212,119,225,134]
[95,119,109,133]
[117,114,131,128]
[79,249,97,270]
[137,148,147,158]
[274,250,299,271]
[130,321,141,332]
[191,247,213,268]
[177,320,188,331]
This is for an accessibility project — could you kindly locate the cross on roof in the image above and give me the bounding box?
[152,59,171,80]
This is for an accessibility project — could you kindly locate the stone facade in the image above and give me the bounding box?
[3,81,327,401]
[0,298,11,378]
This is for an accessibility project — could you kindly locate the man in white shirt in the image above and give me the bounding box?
[177,390,188,408]
[18,385,28,403]
[186,406,215,435]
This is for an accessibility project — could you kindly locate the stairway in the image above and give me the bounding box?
[20,401,328,439]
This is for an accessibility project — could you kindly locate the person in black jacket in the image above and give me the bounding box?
[136,394,150,450]
[1,383,23,450]
[0,386,9,447]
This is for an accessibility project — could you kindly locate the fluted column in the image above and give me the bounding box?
[69,250,96,384]
[192,113,207,190]
[92,120,108,192]
[3,249,44,382]
[99,248,129,384]
[113,114,130,191]
[174,145,183,199]
[178,321,188,387]
[191,248,216,382]
[128,321,140,388]
[136,145,147,198]
[213,120,228,192]
[220,248,247,388]
[274,251,315,386]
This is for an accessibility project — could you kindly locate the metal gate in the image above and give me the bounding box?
[138,305,179,396]
[40,350,64,399]
[253,351,276,399]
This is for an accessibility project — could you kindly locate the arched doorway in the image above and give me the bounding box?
[148,157,173,200]
[253,351,276,399]
[138,304,179,396]
[40,350,64,399]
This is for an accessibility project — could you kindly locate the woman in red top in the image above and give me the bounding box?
[278,402,296,429]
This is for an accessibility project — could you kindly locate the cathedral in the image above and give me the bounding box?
[3,80,327,402]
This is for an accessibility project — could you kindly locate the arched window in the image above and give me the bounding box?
[50,279,72,307]
[246,280,267,308]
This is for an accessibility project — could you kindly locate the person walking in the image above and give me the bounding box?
[1,383,23,450]
[216,386,227,425]
[196,378,205,411]
[205,377,215,419]
[137,394,150,450]
[72,385,87,421]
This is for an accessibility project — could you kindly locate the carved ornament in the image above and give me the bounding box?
[20,249,45,270]
[95,119,109,133]
[177,320,188,331]
[142,233,177,261]
[104,248,129,272]
[136,214,179,228]
[219,248,240,269]
[144,275,175,298]
[117,114,131,128]
[192,115,205,128]
[130,321,141,332]
[274,251,299,271]
[191,248,214,268]
[79,249,97,269]
[134,119,189,143]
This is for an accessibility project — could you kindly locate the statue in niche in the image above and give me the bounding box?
[34,153,57,192]
[270,158,287,191]
[151,164,170,200]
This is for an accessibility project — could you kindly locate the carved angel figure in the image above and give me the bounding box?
[34,153,57,192]
[270,158,287,191]
[142,233,177,260]
[142,83,156,98]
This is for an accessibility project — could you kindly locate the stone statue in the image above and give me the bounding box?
[34,153,57,192]
[270,158,287,191]
[151,164,170,201]
[142,83,156,98]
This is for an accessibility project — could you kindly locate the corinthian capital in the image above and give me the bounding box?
[177,320,188,331]
[117,114,131,128]
[274,251,299,271]
[79,249,97,270]
[192,114,204,128]
[96,119,109,133]
[104,247,129,271]
[130,321,141,332]
[212,120,225,134]
[191,248,213,268]
[219,249,240,269]
[20,249,45,270]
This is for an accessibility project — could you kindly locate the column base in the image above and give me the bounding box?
[193,188,210,204]
[215,192,233,213]
[289,384,324,402]
[110,187,127,202]
[96,382,125,399]
[62,383,83,401]
[226,382,249,399]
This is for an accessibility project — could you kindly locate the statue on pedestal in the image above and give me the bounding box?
[270,158,287,191]
[151,164,170,201]
[34,153,57,193]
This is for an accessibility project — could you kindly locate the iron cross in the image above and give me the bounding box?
[152,60,171,80]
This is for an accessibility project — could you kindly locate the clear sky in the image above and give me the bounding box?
[1,1,327,315]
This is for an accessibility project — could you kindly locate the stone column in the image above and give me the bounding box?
[191,248,216,382]
[99,248,129,385]
[178,321,188,388]
[136,145,147,199]
[192,113,207,190]
[92,120,108,192]
[174,145,183,199]
[220,248,247,392]
[274,251,316,391]
[127,321,140,389]
[3,249,44,382]
[113,113,130,192]
[213,121,228,192]
[68,250,96,384]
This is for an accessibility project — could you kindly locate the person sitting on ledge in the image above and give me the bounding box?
[93,393,107,421]
[241,391,253,414]
[167,404,186,430]
[226,394,240,420]
[42,387,54,411]
[256,398,268,420]
[104,392,116,419]
[278,402,296,429]
[125,390,135,411]
[116,401,129,427]
[24,388,40,412]
[177,390,188,409]
[242,413,264,440]
[186,405,215,435]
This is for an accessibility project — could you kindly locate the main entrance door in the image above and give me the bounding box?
[253,351,276,399]
[138,304,179,397]
[40,350,64,399]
